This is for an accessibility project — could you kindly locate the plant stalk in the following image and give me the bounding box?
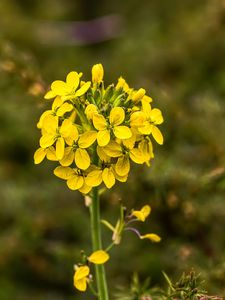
[90,187,109,300]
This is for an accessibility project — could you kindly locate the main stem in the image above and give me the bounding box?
[90,187,109,300]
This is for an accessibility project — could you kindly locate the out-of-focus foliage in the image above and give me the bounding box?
[0,0,225,299]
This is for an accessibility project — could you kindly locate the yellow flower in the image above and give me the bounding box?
[102,140,146,177]
[34,146,57,164]
[73,265,90,292]
[60,130,97,170]
[139,101,164,145]
[140,233,161,242]
[37,96,74,129]
[39,117,75,160]
[85,166,116,189]
[44,71,91,100]
[92,63,104,83]
[54,166,92,194]
[132,205,151,222]
[93,107,132,146]
[88,250,109,264]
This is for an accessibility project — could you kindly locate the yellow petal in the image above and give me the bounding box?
[92,63,104,83]
[115,155,130,176]
[103,141,122,157]
[122,130,136,150]
[46,146,57,161]
[129,148,145,164]
[75,81,91,97]
[59,147,74,166]
[150,108,163,124]
[78,131,97,148]
[102,168,115,188]
[75,148,90,170]
[88,250,109,264]
[67,174,84,190]
[54,166,74,179]
[140,233,161,242]
[44,90,56,100]
[97,146,111,162]
[93,114,107,131]
[40,134,55,148]
[152,126,164,145]
[51,80,68,96]
[142,101,152,119]
[85,170,103,187]
[56,137,65,160]
[113,126,132,139]
[109,107,125,126]
[74,265,90,281]
[130,111,146,127]
[34,148,46,164]
[37,110,52,129]
[60,119,73,138]
[116,76,130,92]
[56,103,73,117]
[85,104,98,120]
[42,114,58,134]
[97,130,110,147]
[79,183,92,194]
[138,122,153,135]
[74,278,87,292]
[132,205,151,222]
[65,125,79,145]
[52,96,64,110]
[66,71,79,90]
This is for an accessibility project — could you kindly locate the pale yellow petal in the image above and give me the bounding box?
[113,126,132,140]
[56,137,65,160]
[75,81,91,97]
[67,175,84,190]
[152,126,164,145]
[93,114,107,131]
[140,233,161,242]
[59,147,74,166]
[66,71,79,90]
[85,170,103,187]
[97,130,110,147]
[54,166,74,179]
[102,168,115,188]
[34,148,46,164]
[78,131,97,148]
[40,134,55,148]
[109,107,125,126]
[88,250,109,264]
[129,148,145,164]
[51,80,68,96]
[75,148,90,170]
[74,265,90,281]
[115,155,130,176]
[74,278,87,292]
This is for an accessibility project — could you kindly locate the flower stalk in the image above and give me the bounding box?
[90,187,109,300]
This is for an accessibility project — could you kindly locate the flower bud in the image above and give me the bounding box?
[92,63,104,83]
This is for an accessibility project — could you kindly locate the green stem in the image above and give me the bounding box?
[90,187,109,300]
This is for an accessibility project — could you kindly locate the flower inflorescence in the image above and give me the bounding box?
[34,64,164,194]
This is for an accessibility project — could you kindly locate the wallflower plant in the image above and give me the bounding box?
[34,64,164,299]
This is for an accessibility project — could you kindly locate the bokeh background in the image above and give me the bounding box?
[0,0,225,299]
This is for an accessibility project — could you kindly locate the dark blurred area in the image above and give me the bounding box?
[0,0,225,299]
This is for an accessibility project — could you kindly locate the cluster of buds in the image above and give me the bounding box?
[34,64,164,194]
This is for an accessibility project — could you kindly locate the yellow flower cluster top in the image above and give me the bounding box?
[34,64,164,194]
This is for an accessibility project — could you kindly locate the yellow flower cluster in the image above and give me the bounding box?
[34,64,164,194]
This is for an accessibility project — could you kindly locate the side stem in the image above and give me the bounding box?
[90,187,109,300]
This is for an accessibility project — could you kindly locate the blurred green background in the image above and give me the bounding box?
[0,0,225,299]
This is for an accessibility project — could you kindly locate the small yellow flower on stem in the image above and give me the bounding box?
[88,250,110,264]
[140,233,161,243]
[132,205,151,222]
[73,265,90,292]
